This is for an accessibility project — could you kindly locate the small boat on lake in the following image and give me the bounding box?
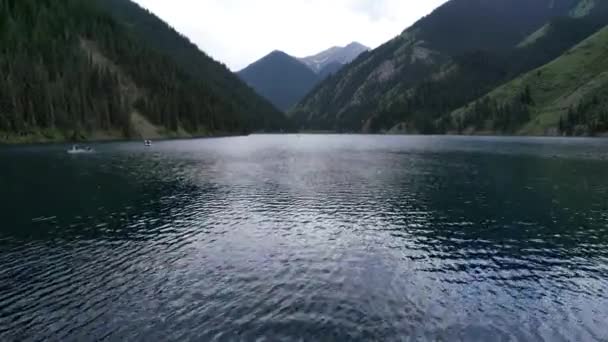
[67,145,94,154]
[144,140,152,147]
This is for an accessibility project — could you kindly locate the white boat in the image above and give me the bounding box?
[144,140,152,147]
[67,145,95,154]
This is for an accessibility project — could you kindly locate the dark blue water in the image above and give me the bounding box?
[1,135,607,341]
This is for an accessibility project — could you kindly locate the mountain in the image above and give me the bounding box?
[451,24,608,136]
[238,43,368,111]
[238,51,320,111]
[445,0,608,136]
[0,0,289,144]
[290,0,608,135]
[318,62,345,79]
[98,0,290,132]
[299,42,370,74]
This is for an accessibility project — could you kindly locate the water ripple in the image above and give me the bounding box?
[1,135,608,341]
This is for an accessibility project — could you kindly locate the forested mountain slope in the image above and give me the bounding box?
[99,0,289,132]
[291,0,607,135]
[451,25,608,136]
[0,0,288,143]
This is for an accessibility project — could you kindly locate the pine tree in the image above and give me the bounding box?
[0,0,289,141]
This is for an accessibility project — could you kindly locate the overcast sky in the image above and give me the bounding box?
[131,0,448,71]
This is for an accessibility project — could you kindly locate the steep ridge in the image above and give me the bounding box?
[431,4,608,135]
[451,25,608,136]
[299,42,369,73]
[98,0,291,132]
[0,0,289,144]
[290,0,586,133]
[238,51,319,111]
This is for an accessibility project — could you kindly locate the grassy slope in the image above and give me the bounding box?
[454,25,608,135]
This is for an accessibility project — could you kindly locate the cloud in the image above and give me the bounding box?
[132,0,447,71]
[348,0,393,21]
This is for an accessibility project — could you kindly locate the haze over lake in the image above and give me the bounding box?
[1,135,607,341]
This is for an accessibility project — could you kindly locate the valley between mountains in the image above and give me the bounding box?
[2,0,608,143]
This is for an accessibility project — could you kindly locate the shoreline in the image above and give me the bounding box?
[0,131,249,147]
[2,131,607,146]
[275,132,608,139]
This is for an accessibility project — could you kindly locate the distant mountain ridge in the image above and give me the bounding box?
[299,42,370,74]
[237,51,320,112]
[238,42,368,111]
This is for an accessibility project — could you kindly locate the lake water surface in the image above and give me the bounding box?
[1,135,607,341]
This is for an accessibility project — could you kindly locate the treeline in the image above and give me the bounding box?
[456,87,533,133]
[0,0,289,141]
[559,93,608,136]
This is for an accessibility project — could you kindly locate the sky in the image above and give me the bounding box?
[132,0,448,71]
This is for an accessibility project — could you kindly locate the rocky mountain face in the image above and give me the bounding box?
[299,42,370,74]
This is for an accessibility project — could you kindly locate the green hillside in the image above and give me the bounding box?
[0,0,289,144]
[451,25,608,136]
